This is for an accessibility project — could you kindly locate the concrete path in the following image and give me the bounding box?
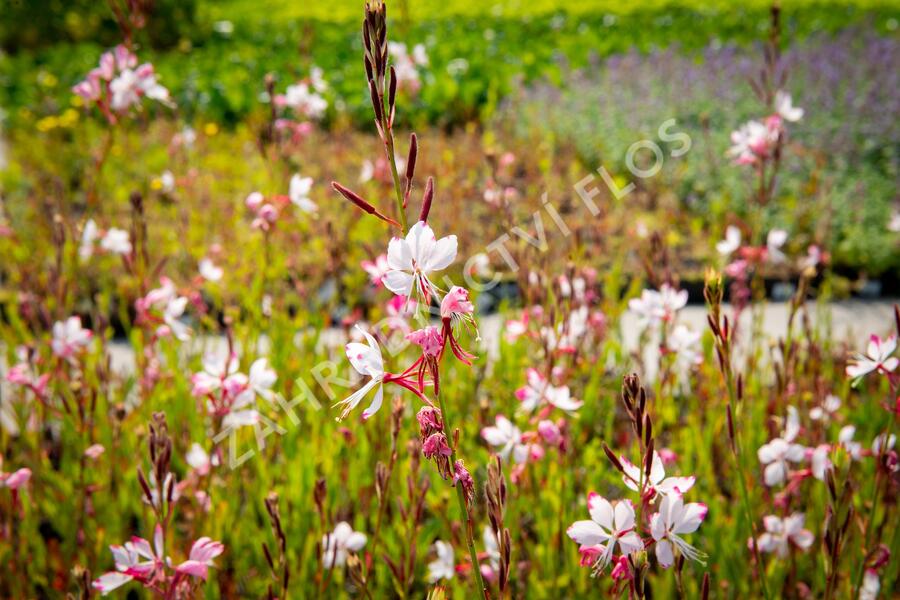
[101,300,897,374]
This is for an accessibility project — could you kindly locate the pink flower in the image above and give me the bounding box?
[610,555,632,584]
[175,537,225,581]
[384,295,417,334]
[650,493,708,567]
[92,525,165,594]
[452,460,475,500]
[727,118,779,164]
[84,444,106,460]
[423,433,452,459]
[440,286,474,319]
[846,334,898,379]
[73,76,101,101]
[407,326,443,358]
[245,191,265,211]
[416,406,443,433]
[756,513,814,557]
[51,316,93,358]
[537,420,561,445]
[361,254,390,287]
[567,494,643,573]
[6,362,49,398]
[1,467,31,490]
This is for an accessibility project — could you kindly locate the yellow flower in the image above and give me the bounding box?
[204,122,219,136]
[37,72,58,88]
[59,109,79,128]
[36,116,59,132]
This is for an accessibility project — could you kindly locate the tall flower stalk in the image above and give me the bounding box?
[330,2,487,595]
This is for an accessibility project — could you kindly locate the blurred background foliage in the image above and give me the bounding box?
[1,0,898,276]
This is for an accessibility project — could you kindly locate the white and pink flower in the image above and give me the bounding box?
[567,494,643,574]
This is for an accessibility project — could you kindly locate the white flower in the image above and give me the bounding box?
[620,450,696,499]
[890,211,900,233]
[846,334,898,379]
[839,425,862,460]
[162,295,190,341]
[809,394,840,422]
[160,170,175,193]
[199,258,223,282]
[336,327,385,421]
[52,316,93,358]
[774,91,803,122]
[243,358,277,403]
[79,219,98,261]
[515,369,582,414]
[628,284,688,328]
[650,493,708,567]
[482,527,501,572]
[321,522,366,568]
[716,225,741,256]
[359,159,375,183]
[101,228,132,255]
[859,569,880,600]
[309,66,328,93]
[289,174,317,213]
[727,119,777,164]
[567,494,643,573]
[782,405,800,443]
[383,221,457,301]
[186,443,211,475]
[667,325,702,372]
[767,229,788,264]
[282,82,327,119]
[756,513,814,557]
[872,433,896,455]
[427,541,455,582]
[481,415,529,463]
[757,436,805,487]
[109,65,170,111]
[810,444,832,481]
[412,43,429,66]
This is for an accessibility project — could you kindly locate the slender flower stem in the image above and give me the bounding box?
[853,412,896,594]
[382,128,408,233]
[436,391,488,598]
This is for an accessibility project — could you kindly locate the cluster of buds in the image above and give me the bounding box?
[704,270,737,398]
[363,0,394,140]
[137,412,175,522]
[483,457,512,592]
[417,406,452,478]
[822,471,854,597]
[262,492,290,599]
